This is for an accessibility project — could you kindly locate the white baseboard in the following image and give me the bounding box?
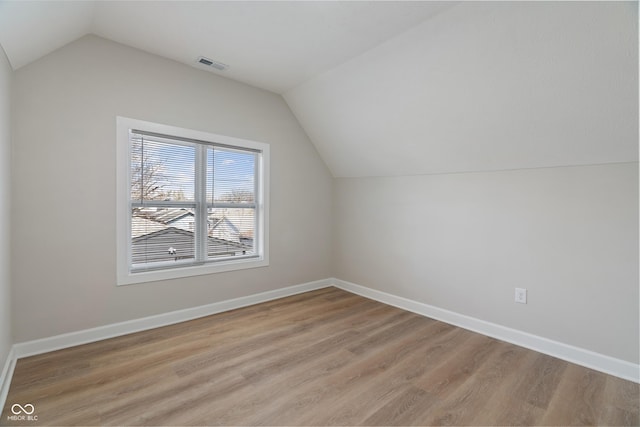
[332,278,640,383]
[4,275,638,408]
[13,278,333,359]
[0,346,17,415]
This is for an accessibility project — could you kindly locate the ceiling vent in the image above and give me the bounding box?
[196,56,229,71]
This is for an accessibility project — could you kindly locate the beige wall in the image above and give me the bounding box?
[11,35,333,342]
[0,45,12,370]
[333,163,639,364]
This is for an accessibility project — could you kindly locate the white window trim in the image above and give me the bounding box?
[116,116,269,286]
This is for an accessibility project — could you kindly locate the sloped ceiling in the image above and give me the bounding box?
[0,0,455,93]
[0,1,94,70]
[285,1,638,177]
[0,1,637,178]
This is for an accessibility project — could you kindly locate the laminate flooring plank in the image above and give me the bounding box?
[284,322,470,426]
[541,363,608,426]
[412,333,500,400]
[179,349,360,426]
[241,316,443,425]
[99,294,372,424]
[520,353,568,411]
[598,375,640,426]
[416,340,530,426]
[102,371,250,426]
[171,298,380,378]
[324,326,464,426]
[346,314,431,356]
[466,348,542,425]
[238,306,399,383]
[102,293,385,425]
[361,384,439,426]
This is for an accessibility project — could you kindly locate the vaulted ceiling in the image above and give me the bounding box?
[0,1,637,178]
[0,1,455,93]
[285,1,638,177]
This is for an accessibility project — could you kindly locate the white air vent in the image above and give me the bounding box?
[196,56,228,71]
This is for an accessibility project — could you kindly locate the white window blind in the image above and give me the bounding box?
[118,118,269,284]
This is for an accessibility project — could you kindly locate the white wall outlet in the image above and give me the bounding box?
[515,288,527,304]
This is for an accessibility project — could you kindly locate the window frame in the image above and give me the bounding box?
[116,116,269,286]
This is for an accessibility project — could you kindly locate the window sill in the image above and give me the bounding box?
[117,256,269,286]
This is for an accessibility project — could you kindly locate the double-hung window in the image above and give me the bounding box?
[117,117,269,285]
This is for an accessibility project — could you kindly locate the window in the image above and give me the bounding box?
[117,117,269,285]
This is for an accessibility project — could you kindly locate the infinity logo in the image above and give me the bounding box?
[11,403,35,415]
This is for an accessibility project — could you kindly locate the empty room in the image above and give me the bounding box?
[0,1,638,425]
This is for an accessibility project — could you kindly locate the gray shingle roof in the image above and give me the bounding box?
[132,227,251,265]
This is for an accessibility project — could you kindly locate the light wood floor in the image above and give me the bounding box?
[2,287,638,426]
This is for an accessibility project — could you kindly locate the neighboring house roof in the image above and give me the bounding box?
[131,227,250,265]
[132,208,251,265]
[131,216,167,239]
[136,208,193,225]
[135,208,239,235]
[210,216,240,235]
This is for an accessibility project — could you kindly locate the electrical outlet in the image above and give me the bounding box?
[515,288,527,304]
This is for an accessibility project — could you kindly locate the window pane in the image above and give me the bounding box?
[207,148,255,204]
[131,135,195,202]
[207,207,255,258]
[132,207,196,268]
